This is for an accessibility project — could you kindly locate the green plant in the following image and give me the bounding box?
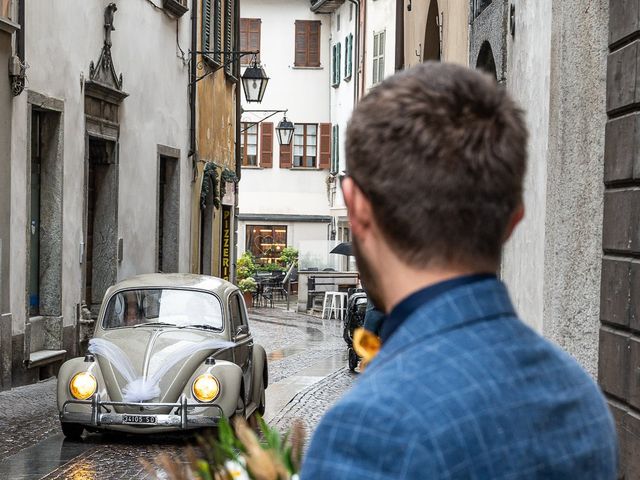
[145,416,305,480]
[238,277,257,293]
[237,252,257,281]
[256,263,285,273]
[278,247,299,267]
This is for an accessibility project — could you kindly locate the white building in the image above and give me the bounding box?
[3,0,192,387]
[237,0,333,268]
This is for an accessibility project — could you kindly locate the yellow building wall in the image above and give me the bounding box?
[190,0,238,276]
[404,0,469,68]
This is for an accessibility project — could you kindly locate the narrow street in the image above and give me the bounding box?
[0,309,355,480]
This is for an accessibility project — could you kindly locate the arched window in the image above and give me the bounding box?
[476,41,497,81]
[423,0,440,61]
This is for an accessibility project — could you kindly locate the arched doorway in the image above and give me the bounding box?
[476,41,497,81]
[423,0,440,61]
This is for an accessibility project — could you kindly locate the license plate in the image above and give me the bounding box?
[122,414,157,425]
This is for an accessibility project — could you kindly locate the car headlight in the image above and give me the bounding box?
[192,374,220,402]
[69,372,97,400]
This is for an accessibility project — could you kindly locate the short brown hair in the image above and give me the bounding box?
[346,62,527,268]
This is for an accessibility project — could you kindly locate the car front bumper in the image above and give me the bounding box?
[60,393,223,430]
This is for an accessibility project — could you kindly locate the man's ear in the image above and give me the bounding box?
[343,177,373,239]
[503,203,525,243]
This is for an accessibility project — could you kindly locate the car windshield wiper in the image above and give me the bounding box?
[183,324,220,331]
[133,322,176,328]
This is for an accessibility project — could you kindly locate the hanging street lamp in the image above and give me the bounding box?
[276,115,294,146]
[241,58,269,103]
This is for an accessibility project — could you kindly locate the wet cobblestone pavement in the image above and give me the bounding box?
[0,308,355,479]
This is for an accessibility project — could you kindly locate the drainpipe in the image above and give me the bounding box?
[17,0,25,61]
[235,0,241,182]
[347,0,360,105]
[189,0,197,159]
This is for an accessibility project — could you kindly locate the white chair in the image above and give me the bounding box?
[322,291,347,320]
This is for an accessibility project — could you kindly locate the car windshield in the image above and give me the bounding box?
[102,288,224,330]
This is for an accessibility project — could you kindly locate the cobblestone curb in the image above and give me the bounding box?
[269,367,356,441]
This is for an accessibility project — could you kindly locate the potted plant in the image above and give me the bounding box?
[238,277,257,305]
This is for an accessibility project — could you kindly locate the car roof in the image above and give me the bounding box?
[105,273,237,297]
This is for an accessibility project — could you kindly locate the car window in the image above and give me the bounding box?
[102,288,224,330]
[229,294,243,333]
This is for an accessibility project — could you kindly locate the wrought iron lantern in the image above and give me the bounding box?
[241,59,269,103]
[276,115,294,146]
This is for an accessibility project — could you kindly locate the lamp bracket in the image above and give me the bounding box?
[190,50,259,86]
[240,109,288,133]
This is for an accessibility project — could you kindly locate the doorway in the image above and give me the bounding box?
[200,176,215,275]
[28,107,63,320]
[85,138,118,316]
[157,154,180,273]
[423,0,441,62]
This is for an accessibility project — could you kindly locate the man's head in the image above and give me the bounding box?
[342,62,528,311]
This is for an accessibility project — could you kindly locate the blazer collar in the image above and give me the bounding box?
[366,277,517,373]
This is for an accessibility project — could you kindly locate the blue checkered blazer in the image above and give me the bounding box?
[302,278,618,479]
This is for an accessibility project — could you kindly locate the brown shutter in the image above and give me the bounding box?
[280,141,292,169]
[260,122,273,168]
[319,123,331,169]
[295,21,307,66]
[308,21,321,67]
[241,18,261,65]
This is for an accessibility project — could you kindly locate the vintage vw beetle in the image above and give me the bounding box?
[57,274,267,438]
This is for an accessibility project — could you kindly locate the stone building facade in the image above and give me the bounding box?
[1,0,195,389]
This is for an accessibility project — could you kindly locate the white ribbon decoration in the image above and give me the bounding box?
[88,337,234,403]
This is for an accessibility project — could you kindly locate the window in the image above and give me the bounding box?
[332,43,341,86]
[224,0,235,75]
[240,122,258,166]
[473,0,493,18]
[331,125,340,174]
[0,0,11,20]
[202,0,222,63]
[337,13,341,31]
[349,3,353,21]
[240,18,261,65]
[344,34,353,79]
[246,225,288,264]
[372,30,385,85]
[293,124,317,167]
[294,20,321,67]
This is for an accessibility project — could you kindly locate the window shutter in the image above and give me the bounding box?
[308,21,321,67]
[202,0,212,52]
[279,141,292,169]
[214,0,222,62]
[240,18,261,65]
[225,0,234,74]
[295,21,307,67]
[319,123,331,169]
[337,42,341,82]
[260,122,273,168]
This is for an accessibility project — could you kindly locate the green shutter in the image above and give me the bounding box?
[348,34,353,78]
[214,0,222,62]
[337,42,341,85]
[202,0,212,52]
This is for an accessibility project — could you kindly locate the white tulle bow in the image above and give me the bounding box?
[88,337,235,403]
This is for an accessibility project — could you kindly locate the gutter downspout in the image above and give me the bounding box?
[347,0,360,105]
[189,0,197,159]
[17,0,24,60]
[233,0,241,282]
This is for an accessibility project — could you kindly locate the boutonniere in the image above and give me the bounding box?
[353,328,381,370]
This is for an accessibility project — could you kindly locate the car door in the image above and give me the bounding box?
[229,292,253,404]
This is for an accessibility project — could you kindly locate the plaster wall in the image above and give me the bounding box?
[238,0,331,220]
[404,0,469,67]
[10,0,191,338]
[541,0,608,377]
[469,0,508,81]
[502,0,552,333]
[364,0,396,91]
[194,0,238,277]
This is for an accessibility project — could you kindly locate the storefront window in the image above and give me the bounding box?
[246,225,288,264]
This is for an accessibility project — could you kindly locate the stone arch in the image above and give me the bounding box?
[423,0,440,61]
[476,41,497,80]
